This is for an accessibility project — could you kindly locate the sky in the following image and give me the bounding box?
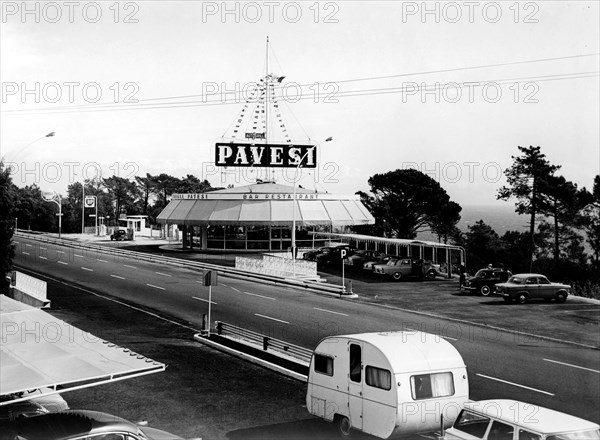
[1,1,599,207]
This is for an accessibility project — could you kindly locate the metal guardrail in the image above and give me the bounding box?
[215,321,312,364]
[14,231,348,296]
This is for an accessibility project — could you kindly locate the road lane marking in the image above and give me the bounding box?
[314,307,348,316]
[146,284,165,290]
[57,261,68,265]
[39,247,46,250]
[563,309,600,312]
[544,359,600,374]
[155,272,172,277]
[110,275,125,280]
[81,267,93,272]
[75,254,83,258]
[243,291,276,301]
[22,252,30,255]
[476,374,554,396]
[254,313,289,324]
[25,244,32,247]
[124,264,137,269]
[97,259,108,263]
[231,287,241,292]
[39,256,47,260]
[192,296,217,305]
[57,250,64,254]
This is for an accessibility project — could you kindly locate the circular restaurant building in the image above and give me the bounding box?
[156,181,375,251]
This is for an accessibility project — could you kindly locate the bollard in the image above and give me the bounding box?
[263,336,269,351]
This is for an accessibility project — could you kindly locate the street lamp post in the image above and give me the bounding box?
[41,190,62,239]
[291,137,332,266]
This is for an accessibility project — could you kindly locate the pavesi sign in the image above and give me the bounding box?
[215,143,317,168]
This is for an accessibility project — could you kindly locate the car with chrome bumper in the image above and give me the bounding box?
[461,267,512,296]
[495,273,571,304]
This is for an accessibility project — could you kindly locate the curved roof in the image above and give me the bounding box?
[157,182,375,227]
[318,331,466,373]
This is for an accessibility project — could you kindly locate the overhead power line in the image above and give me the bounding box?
[2,54,599,116]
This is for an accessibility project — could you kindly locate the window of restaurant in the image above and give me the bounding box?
[225,226,246,250]
[247,226,270,250]
[207,225,225,249]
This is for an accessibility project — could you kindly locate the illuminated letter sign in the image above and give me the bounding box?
[215,143,317,168]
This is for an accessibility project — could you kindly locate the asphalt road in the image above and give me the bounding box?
[12,236,600,426]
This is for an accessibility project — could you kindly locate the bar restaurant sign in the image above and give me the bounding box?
[215,143,317,168]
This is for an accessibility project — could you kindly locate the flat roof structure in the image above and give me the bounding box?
[0,295,165,405]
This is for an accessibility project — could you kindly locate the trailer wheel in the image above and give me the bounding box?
[336,415,352,438]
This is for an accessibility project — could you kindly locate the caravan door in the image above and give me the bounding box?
[348,342,363,431]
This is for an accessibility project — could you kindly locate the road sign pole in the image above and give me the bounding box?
[207,284,212,335]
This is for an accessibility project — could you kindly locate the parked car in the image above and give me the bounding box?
[0,389,69,423]
[495,273,571,304]
[442,399,599,440]
[461,267,513,296]
[373,258,439,281]
[0,410,197,440]
[0,397,48,422]
[314,245,354,267]
[343,250,382,270]
[363,254,392,272]
[110,229,128,241]
[302,243,347,261]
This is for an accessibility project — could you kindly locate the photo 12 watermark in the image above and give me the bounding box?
[402,161,504,185]
[200,81,339,104]
[201,1,340,24]
[1,1,140,23]
[3,161,140,185]
[401,1,540,24]
[399,81,539,104]
[1,81,140,105]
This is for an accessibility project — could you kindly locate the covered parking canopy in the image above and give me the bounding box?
[0,295,166,405]
[157,182,375,227]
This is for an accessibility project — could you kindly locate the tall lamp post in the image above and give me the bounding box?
[291,137,332,263]
[41,190,62,239]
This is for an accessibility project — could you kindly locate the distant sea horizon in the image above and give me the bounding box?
[417,203,529,242]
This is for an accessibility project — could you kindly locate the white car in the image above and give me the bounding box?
[443,399,599,440]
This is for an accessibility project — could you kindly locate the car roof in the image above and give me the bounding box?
[2,410,137,439]
[511,273,547,278]
[463,400,599,434]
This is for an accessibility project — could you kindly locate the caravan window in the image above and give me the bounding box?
[410,372,455,400]
[349,344,361,382]
[365,366,391,390]
[314,354,334,376]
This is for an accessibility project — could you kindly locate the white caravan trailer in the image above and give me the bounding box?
[306,331,469,439]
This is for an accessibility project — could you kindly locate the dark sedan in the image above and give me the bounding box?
[461,267,512,296]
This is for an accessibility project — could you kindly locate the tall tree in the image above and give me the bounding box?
[538,175,580,271]
[579,175,600,265]
[150,174,180,209]
[135,174,155,215]
[0,163,17,294]
[429,201,462,244]
[103,176,139,223]
[357,169,461,239]
[497,146,560,271]
[464,220,502,270]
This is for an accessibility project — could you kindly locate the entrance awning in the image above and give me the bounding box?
[0,295,166,405]
[157,182,375,227]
